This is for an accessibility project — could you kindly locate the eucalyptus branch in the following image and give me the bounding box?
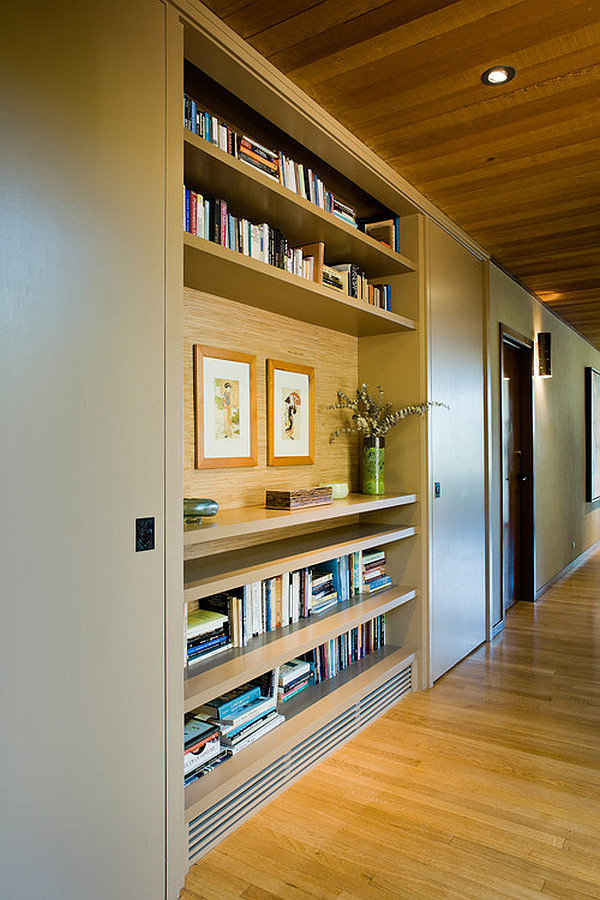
[327,383,448,441]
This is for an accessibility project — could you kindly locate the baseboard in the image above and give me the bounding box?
[536,538,600,598]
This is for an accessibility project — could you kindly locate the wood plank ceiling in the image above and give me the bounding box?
[201,0,600,347]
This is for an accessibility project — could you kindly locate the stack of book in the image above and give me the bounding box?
[303,615,386,684]
[238,135,280,181]
[184,717,226,786]
[278,659,313,702]
[327,263,392,310]
[322,264,345,293]
[332,198,357,228]
[310,566,337,614]
[198,675,284,756]
[186,607,232,665]
[361,549,392,594]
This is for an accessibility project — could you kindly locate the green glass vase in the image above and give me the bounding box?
[361,436,385,495]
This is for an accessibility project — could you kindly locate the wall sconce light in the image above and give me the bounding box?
[538,332,552,378]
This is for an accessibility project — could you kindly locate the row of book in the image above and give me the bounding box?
[184,187,391,309]
[185,671,283,785]
[183,94,357,225]
[184,187,314,280]
[303,615,386,684]
[184,614,386,783]
[323,263,392,311]
[276,616,386,705]
[185,549,391,665]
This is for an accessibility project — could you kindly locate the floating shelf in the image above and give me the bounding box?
[184,522,416,602]
[184,492,417,549]
[184,584,417,712]
[184,235,416,337]
[184,132,416,278]
[185,645,416,822]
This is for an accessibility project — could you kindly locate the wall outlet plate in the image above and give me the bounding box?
[136,517,155,552]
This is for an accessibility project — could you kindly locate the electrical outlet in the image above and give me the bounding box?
[571,540,576,549]
[136,517,155,552]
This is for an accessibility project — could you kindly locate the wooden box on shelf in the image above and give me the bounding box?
[265,487,333,510]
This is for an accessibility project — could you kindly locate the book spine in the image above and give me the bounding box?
[190,190,197,236]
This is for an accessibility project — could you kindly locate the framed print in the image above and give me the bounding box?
[194,346,257,468]
[585,366,600,501]
[267,359,314,466]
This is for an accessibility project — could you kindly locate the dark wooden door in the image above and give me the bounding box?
[502,335,534,610]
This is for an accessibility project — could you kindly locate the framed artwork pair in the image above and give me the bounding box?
[194,345,314,469]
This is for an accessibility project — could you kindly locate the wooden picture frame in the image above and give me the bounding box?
[267,359,314,466]
[194,345,257,468]
[585,366,600,501]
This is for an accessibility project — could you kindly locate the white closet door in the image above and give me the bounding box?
[428,222,487,681]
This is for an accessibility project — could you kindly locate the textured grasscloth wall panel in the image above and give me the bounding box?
[184,287,359,508]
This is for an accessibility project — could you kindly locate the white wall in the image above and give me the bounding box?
[488,265,600,627]
[0,2,174,897]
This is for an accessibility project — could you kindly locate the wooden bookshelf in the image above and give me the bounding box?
[180,17,425,867]
[183,234,416,337]
[185,645,416,822]
[184,132,416,278]
[184,522,416,602]
[184,584,416,712]
[184,492,417,547]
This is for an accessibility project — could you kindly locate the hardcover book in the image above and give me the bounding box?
[196,684,261,719]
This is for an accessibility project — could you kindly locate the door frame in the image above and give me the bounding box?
[497,324,535,634]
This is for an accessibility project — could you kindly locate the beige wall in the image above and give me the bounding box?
[1,1,182,896]
[488,265,600,626]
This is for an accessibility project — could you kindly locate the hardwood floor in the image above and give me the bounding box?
[182,551,600,899]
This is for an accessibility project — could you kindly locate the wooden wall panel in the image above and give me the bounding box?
[184,288,359,509]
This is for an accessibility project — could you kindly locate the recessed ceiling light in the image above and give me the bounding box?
[481,65,516,85]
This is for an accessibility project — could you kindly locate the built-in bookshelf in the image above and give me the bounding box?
[183,133,416,278]
[182,491,420,859]
[180,30,424,866]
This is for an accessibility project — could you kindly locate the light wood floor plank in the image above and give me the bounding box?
[182,550,600,898]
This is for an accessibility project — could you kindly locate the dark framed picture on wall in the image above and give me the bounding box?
[585,366,600,501]
[194,345,257,468]
[267,359,314,466]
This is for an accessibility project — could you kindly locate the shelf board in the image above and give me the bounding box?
[184,584,417,712]
[185,492,417,548]
[185,644,416,822]
[184,132,416,278]
[184,234,416,337]
[184,522,416,602]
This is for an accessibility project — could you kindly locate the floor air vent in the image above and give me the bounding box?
[187,661,413,864]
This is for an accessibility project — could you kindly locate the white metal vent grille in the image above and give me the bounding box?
[187,662,413,864]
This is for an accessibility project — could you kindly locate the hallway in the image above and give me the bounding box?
[182,551,600,899]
